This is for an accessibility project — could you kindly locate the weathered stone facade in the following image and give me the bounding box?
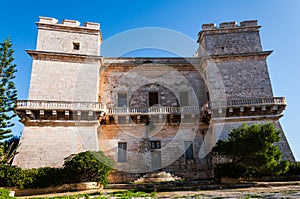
[14,17,294,183]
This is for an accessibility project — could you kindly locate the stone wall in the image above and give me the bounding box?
[28,60,100,101]
[198,20,262,56]
[99,60,208,108]
[99,123,212,183]
[213,56,273,99]
[129,84,178,107]
[13,125,99,168]
[36,16,101,55]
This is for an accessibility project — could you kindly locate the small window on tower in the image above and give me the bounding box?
[73,42,80,50]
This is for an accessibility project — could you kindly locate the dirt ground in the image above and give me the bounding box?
[16,184,300,198]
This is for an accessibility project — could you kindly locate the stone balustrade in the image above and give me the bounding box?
[209,97,286,109]
[16,100,106,112]
[107,106,200,115]
[16,97,285,117]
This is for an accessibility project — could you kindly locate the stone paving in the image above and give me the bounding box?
[155,185,300,198]
[16,183,300,198]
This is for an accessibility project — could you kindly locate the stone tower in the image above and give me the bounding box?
[197,20,294,161]
[14,17,294,181]
[14,17,105,168]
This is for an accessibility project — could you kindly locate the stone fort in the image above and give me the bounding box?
[14,16,294,183]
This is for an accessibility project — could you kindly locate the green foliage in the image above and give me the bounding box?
[0,38,18,141]
[0,164,42,189]
[0,164,22,187]
[213,123,289,177]
[30,167,63,188]
[0,136,20,165]
[0,188,16,199]
[14,190,155,199]
[110,190,152,199]
[0,151,114,189]
[282,162,300,176]
[63,151,114,185]
[214,163,262,179]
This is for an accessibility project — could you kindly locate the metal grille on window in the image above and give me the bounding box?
[118,142,127,162]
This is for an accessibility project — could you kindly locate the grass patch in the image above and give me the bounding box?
[281,189,298,194]
[109,190,155,198]
[243,194,265,199]
[25,190,156,199]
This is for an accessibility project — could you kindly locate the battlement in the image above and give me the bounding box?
[197,20,262,55]
[35,16,101,55]
[201,20,258,30]
[38,16,100,30]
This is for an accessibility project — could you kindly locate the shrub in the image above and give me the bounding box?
[0,164,22,187]
[63,151,114,186]
[32,167,63,188]
[0,188,16,199]
[282,162,300,176]
[0,150,114,189]
[214,163,262,179]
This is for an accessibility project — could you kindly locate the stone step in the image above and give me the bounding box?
[134,171,181,183]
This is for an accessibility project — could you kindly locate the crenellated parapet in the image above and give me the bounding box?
[201,20,258,31]
[198,20,262,56]
[38,16,100,30]
[35,16,101,55]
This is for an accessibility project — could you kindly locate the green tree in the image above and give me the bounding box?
[0,136,20,164]
[0,38,18,141]
[213,123,289,177]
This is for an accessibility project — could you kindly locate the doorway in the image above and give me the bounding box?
[149,92,159,106]
[151,150,162,171]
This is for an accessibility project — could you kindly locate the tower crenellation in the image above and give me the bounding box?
[201,20,258,31]
[38,16,58,24]
[36,16,101,55]
[38,16,100,30]
[198,20,262,56]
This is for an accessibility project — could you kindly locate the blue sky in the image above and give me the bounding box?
[1,0,300,160]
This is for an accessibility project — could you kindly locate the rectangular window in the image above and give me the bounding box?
[151,141,161,149]
[180,91,189,106]
[118,93,127,107]
[118,142,127,162]
[206,92,210,101]
[73,42,80,50]
[184,141,194,160]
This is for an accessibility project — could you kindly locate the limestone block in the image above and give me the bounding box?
[39,16,58,24]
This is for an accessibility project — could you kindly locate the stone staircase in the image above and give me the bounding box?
[134,171,181,183]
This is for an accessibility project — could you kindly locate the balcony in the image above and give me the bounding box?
[15,100,106,126]
[16,100,106,111]
[107,106,200,115]
[208,97,286,109]
[15,97,286,125]
[201,97,287,123]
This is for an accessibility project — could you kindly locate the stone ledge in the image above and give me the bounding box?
[6,182,102,197]
[26,50,103,63]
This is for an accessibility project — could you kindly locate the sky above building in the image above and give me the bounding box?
[1,0,299,160]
